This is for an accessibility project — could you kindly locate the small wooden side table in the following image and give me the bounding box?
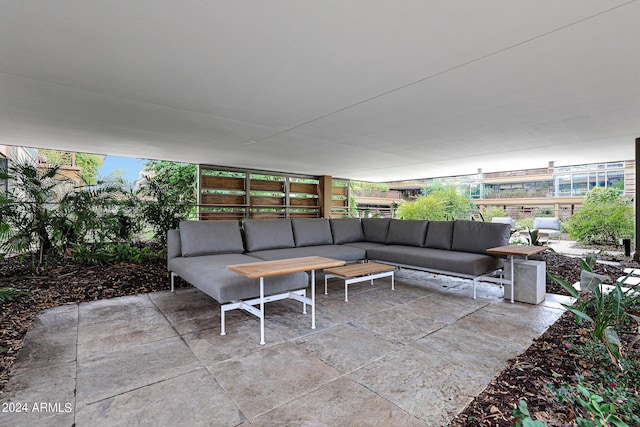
[324,262,396,302]
[486,245,549,303]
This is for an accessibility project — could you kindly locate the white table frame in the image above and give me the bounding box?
[227,256,345,345]
[324,269,395,302]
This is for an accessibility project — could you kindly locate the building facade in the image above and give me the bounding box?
[353,160,634,219]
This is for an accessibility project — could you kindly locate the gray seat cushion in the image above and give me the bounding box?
[361,218,391,243]
[533,217,560,230]
[248,245,365,262]
[168,253,308,303]
[292,218,333,247]
[424,221,454,250]
[341,241,387,252]
[179,220,244,257]
[451,220,511,255]
[243,219,295,252]
[367,246,503,276]
[385,219,428,247]
[330,218,364,244]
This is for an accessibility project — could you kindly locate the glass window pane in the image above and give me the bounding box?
[606,170,624,190]
[572,173,588,196]
[556,175,571,196]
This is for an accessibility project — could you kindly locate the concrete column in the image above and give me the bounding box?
[635,138,640,261]
[318,176,333,218]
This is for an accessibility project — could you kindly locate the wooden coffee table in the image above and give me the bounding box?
[324,262,396,302]
[227,256,345,345]
[486,245,549,303]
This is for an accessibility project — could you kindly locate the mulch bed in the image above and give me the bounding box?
[1,250,638,425]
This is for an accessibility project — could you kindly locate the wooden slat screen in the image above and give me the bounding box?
[199,166,327,220]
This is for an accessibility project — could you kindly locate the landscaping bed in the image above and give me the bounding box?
[1,251,639,425]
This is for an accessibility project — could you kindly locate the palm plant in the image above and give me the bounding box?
[0,162,61,273]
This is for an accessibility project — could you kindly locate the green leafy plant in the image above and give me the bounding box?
[547,254,639,367]
[138,161,196,245]
[0,287,32,302]
[512,400,546,426]
[549,373,633,427]
[0,162,62,273]
[72,242,154,266]
[396,186,475,220]
[568,187,634,245]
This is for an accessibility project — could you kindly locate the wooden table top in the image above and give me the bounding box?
[227,256,346,279]
[324,262,395,278]
[486,245,549,257]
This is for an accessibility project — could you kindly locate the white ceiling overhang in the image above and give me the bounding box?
[1,1,638,181]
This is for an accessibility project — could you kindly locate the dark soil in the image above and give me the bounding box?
[1,250,638,425]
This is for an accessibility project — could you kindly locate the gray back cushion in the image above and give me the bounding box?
[243,219,295,252]
[451,220,510,254]
[292,219,333,247]
[385,219,428,247]
[424,221,454,250]
[534,217,560,230]
[361,218,391,243]
[330,218,364,244]
[179,220,244,257]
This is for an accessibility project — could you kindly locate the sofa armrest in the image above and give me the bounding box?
[167,229,182,269]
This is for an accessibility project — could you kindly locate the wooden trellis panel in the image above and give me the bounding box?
[198,166,333,220]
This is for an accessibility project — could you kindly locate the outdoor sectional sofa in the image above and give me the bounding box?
[167,217,511,310]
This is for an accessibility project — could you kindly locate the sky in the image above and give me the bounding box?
[98,155,147,184]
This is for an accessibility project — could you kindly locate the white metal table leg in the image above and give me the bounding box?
[260,277,265,345]
[311,270,316,329]
[220,305,226,336]
[345,280,349,302]
[509,255,515,304]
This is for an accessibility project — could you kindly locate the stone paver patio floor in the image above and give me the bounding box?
[0,269,574,426]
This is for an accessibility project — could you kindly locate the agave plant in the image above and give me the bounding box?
[547,254,639,368]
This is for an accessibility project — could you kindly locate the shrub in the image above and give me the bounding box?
[138,161,196,245]
[478,206,507,222]
[568,188,634,245]
[0,162,62,273]
[396,186,475,220]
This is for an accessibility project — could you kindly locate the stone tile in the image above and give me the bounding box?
[251,299,331,341]
[404,297,482,324]
[11,330,77,372]
[0,362,76,427]
[77,314,176,362]
[413,324,524,370]
[351,306,448,345]
[454,309,550,347]
[541,293,576,310]
[76,336,201,406]
[484,298,567,327]
[152,288,260,335]
[183,319,284,365]
[0,410,74,427]
[78,294,160,326]
[148,288,213,311]
[30,304,79,332]
[252,377,428,426]
[75,369,245,427]
[349,346,477,425]
[444,280,506,301]
[208,342,340,419]
[350,281,432,307]
[315,295,391,324]
[295,323,400,373]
